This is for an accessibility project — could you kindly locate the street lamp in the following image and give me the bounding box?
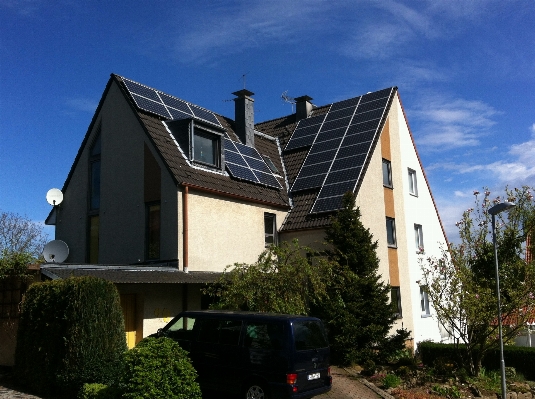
[489,201,516,399]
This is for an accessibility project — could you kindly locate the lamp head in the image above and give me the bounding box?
[488,202,516,216]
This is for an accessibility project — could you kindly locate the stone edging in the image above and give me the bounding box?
[342,367,396,399]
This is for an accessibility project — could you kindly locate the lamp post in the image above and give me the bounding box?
[489,201,516,399]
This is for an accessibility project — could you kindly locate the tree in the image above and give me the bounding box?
[315,192,410,365]
[0,211,47,258]
[204,239,334,315]
[420,186,535,376]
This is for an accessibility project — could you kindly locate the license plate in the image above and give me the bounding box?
[308,372,320,380]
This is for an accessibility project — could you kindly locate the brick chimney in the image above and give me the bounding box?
[295,95,314,121]
[233,89,255,147]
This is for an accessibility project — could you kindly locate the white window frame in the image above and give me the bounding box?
[420,286,431,317]
[264,213,277,247]
[391,287,402,319]
[408,168,418,196]
[414,224,424,252]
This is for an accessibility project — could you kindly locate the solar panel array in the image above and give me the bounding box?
[224,139,281,189]
[122,78,222,127]
[287,87,395,214]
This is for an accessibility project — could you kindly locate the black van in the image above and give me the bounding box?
[155,310,332,399]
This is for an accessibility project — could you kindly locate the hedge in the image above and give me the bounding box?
[14,276,126,397]
[418,341,535,380]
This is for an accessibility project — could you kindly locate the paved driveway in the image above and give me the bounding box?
[0,366,388,399]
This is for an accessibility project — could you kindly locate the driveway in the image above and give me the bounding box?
[0,366,390,399]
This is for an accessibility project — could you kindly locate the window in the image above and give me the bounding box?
[382,159,392,187]
[193,129,219,166]
[391,287,402,318]
[245,322,285,350]
[408,168,418,196]
[88,215,99,263]
[89,134,101,210]
[414,224,424,252]
[293,320,329,351]
[197,319,242,346]
[146,203,161,260]
[386,217,397,247]
[264,213,277,247]
[420,286,431,316]
[262,155,279,174]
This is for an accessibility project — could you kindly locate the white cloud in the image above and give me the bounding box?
[412,96,499,151]
[65,98,98,113]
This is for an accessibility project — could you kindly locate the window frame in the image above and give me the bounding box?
[146,201,161,260]
[414,224,424,252]
[264,213,277,247]
[391,286,402,319]
[190,122,224,170]
[382,159,393,188]
[408,168,418,196]
[386,217,397,248]
[420,286,431,317]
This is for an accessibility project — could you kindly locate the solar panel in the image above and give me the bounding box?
[284,114,326,151]
[308,87,395,213]
[223,138,281,189]
[121,77,222,127]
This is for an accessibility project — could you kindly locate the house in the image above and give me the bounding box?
[44,74,448,349]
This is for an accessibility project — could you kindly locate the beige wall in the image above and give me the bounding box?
[56,81,178,264]
[183,190,287,271]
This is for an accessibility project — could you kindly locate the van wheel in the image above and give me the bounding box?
[244,382,270,399]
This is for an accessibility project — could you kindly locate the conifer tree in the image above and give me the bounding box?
[315,192,410,365]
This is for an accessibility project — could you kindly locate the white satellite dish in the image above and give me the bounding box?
[46,188,64,206]
[42,240,69,263]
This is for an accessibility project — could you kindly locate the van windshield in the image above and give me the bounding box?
[293,320,328,351]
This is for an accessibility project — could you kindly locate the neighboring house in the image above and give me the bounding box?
[44,74,448,348]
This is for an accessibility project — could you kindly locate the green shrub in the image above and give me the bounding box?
[14,276,126,397]
[431,384,461,398]
[381,373,402,389]
[78,383,120,399]
[120,337,201,399]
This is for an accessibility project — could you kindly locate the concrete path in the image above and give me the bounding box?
[0,366,390,399]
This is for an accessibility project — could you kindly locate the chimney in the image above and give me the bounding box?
[233,89,255,147]
[295,95,314,121]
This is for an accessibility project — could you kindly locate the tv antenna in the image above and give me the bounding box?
[240,72,250,89]
[281,90,296,112]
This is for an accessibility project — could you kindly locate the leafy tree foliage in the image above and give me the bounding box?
[420,186,535,376]
[315,192,410,365]
[204,239,334,315]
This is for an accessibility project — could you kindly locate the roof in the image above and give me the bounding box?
[40,264,222,284]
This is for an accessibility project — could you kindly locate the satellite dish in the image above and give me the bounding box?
[46,188,63,206]
[42,240,69,263]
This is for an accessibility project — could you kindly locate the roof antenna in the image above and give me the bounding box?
[281,90,296,113]
[240,72,249,89]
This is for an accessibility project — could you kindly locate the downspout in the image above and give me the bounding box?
[182,185,189,273]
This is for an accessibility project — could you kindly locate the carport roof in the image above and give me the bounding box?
[40,264,222,284]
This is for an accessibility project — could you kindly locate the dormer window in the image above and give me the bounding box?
[193,129,219,167]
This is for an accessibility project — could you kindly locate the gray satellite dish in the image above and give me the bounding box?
[43,240,69,263]
[46,188,64,206]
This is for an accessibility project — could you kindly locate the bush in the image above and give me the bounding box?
[381,373,402,389]
[120,337,201,399]
[14,276,126,397]
[78,383,120,399]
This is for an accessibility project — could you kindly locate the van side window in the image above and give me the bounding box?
[198,319,242,346]
[245,322,284,350]
[165,316,196,341]
[293,320,329,351]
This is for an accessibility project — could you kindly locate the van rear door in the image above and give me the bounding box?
[292,320,331,394]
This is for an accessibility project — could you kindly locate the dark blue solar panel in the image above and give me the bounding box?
[360,88,392,104]
[322,181,357,197]
[190,104,221,126]
[311,195,344,214]
[123,80,161,102]
[330,154,367,173]
[291,174,327,192]
[320,116,353,132]
[304,149,338,165]
[132,94,171,118]
[354,107,386,121]
[336,141,373,159]
[285,114,326,151]
[223,139,280,188]
[161,93,192,114]
[309,137,343,153]
[168,108,191,120]
[299,161,332,177]
[316,126,347,141]
[330,96,361,112]
[324,167,361,186]
[355,97,389,113]
[254,171,281,187]
[349,118,381,131]
[226,162,258,182]
[342,130,377,147]
[324,106,356,122]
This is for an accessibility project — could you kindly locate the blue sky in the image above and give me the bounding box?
[1,0,534,244]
